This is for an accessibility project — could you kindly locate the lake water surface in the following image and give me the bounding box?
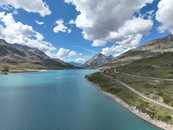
[0,70,161,130]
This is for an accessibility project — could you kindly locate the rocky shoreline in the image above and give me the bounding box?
[102,91,173,130]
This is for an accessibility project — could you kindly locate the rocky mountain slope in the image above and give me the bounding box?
[103,35,173,68]
[0,39,73,71]
[83,53,113,68]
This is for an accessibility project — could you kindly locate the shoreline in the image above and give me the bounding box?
[102,91,173,130]
[0,68,82,74]
[11,69,48,73]
[86,78,173,130]
[0,69,48,74]
[0,68,87,75]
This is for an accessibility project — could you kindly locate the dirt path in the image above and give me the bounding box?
[103,74,173,111]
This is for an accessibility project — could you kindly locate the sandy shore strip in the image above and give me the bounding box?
[103,91,173,130]
[0,69,48,74]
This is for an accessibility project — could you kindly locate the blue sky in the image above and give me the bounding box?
[0,0,172,63]
[140,0,169,44]
[15,0,98,59]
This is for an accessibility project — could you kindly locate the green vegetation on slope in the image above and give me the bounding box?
[117,52,173,79]
[106,52,173,107]
[113,73,173,107]
[87,36,173,125]
[87,72,173,124]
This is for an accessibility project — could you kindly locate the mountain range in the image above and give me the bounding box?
[0,39,73,72]
[1,34,173,72]
[97,34,173,82]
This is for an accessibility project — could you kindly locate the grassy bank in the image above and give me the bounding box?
[87,72,173,125]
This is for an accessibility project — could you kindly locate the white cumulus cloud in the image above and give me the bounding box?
[57,48,84,62]
[53,19,71,33]
[68,19,75,25]
[0,12,82,62]
[65,0,153,45]
[0,12,59,58]
[0,0,51,16]
[156,0,173,33]
[101,17,153,56]
[65,0,154,57]
[36,20,44,25]
[108,17,153,41]
[101,34,143,57]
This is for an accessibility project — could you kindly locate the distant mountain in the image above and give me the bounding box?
[0,39,73,71]
[103,34,173,68]
[69,62,83,68]
[83,53,113,68]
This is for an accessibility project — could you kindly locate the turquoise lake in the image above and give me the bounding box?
[0,69,161,130]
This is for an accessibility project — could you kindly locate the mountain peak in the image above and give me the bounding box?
[83,53,113,68]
